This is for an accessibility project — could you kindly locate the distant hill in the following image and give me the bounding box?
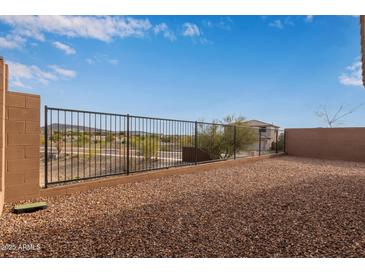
[40,124,148,135]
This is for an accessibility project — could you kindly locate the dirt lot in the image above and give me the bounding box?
[1,156,365,257]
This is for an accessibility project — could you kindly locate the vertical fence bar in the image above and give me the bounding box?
[275,129,278,154]
[64,111,67,181]
[44,105,48,188]
[126,114,130,175]
[50,110,52,183]
[71,112,73,180]
[195,121,198,165]
[83,112,86,179]
[283,129,286,154]
[89,113,91,177]
[57,110,60,181]
[233,125,237,160]
[259,129,262,156]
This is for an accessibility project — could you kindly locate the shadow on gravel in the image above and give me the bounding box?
[1,173,365,258]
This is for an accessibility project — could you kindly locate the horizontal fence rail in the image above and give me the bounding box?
[41,106,284,187]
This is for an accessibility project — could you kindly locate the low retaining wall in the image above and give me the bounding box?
[39,153,284,200]
[285,128,365,162]
[182,146,212,162]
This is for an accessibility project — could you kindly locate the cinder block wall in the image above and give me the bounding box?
[285,128,365,162]
[4,91,40,202]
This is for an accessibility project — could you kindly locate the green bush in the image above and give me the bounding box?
[197,115,257,160]
[131,135,160,160]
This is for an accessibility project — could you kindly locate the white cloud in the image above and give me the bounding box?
[108,59,119,65]
[268,20,284,29]
[182,23,201,37]
[52,41,76,55]
[153,23,176,41]
[7,61,57,87]
[85,54,119,66]
[305,16,314,23]
[181,22,211,44]
[86,58,96,65]
[203,17,233,31]
[0,35,25,49]
[7,61,76,88]
[0,15,152,42]
[339,60,363,87]
[49,65,76,78]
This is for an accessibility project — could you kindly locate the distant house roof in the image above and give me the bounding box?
[246,119,279,128]
[361,15,365,87]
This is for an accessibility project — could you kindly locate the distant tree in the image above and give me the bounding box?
[74,132,89,147]
[130,135,160,160]
[105,132,114,143]
[50,132,64,156]
[197,115,257,160]
[315,104,364,128]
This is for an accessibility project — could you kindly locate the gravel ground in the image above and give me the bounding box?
[1,156,365,258]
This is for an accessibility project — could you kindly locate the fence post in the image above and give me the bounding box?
[258,129,262,156]
[44,105,48,188]
[233,125,236,160]
[194,121,198,165]
[126,114,130,175]
[283,129,286,154]
[275,129,278,154]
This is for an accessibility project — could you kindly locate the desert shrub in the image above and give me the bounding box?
[74,132,90,147]
[105,132,114,143]
[50,132,64,155]
[131,135,160,160]
[197,115,257,160]
[179,135,193,146]
[40,134,45,145]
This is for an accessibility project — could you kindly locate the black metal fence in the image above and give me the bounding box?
[42,106,284,187]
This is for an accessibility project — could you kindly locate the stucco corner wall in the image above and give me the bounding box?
[285,128,365,162]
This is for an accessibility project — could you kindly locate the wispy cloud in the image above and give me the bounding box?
[52,41,76,55]
[181,22,211,44]
[49,65,76,78]
[8,61,57,87]
[0,16,213,50]
[0,15,152,42]
[153,23,176,41]
[108,59,119,65]
[267,16,299,29]
[339,60,363,87]
[86,54,119,66]
[7,61,76,88]
[268,20,284,29]
[203,17,233,31]
[305,15,314,23]
[182,23,201,37]
[0,34,25,49]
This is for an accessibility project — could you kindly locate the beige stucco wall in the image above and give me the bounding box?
[285,128,365,162]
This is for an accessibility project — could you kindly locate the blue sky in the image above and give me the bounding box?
[0,15,364,128]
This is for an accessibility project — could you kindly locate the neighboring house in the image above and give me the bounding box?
[246,119,280,151]
[361,15,365,87]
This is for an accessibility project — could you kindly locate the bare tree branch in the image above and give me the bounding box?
[315,103,364,127]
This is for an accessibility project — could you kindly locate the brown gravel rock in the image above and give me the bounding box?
[1,156,365,257]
